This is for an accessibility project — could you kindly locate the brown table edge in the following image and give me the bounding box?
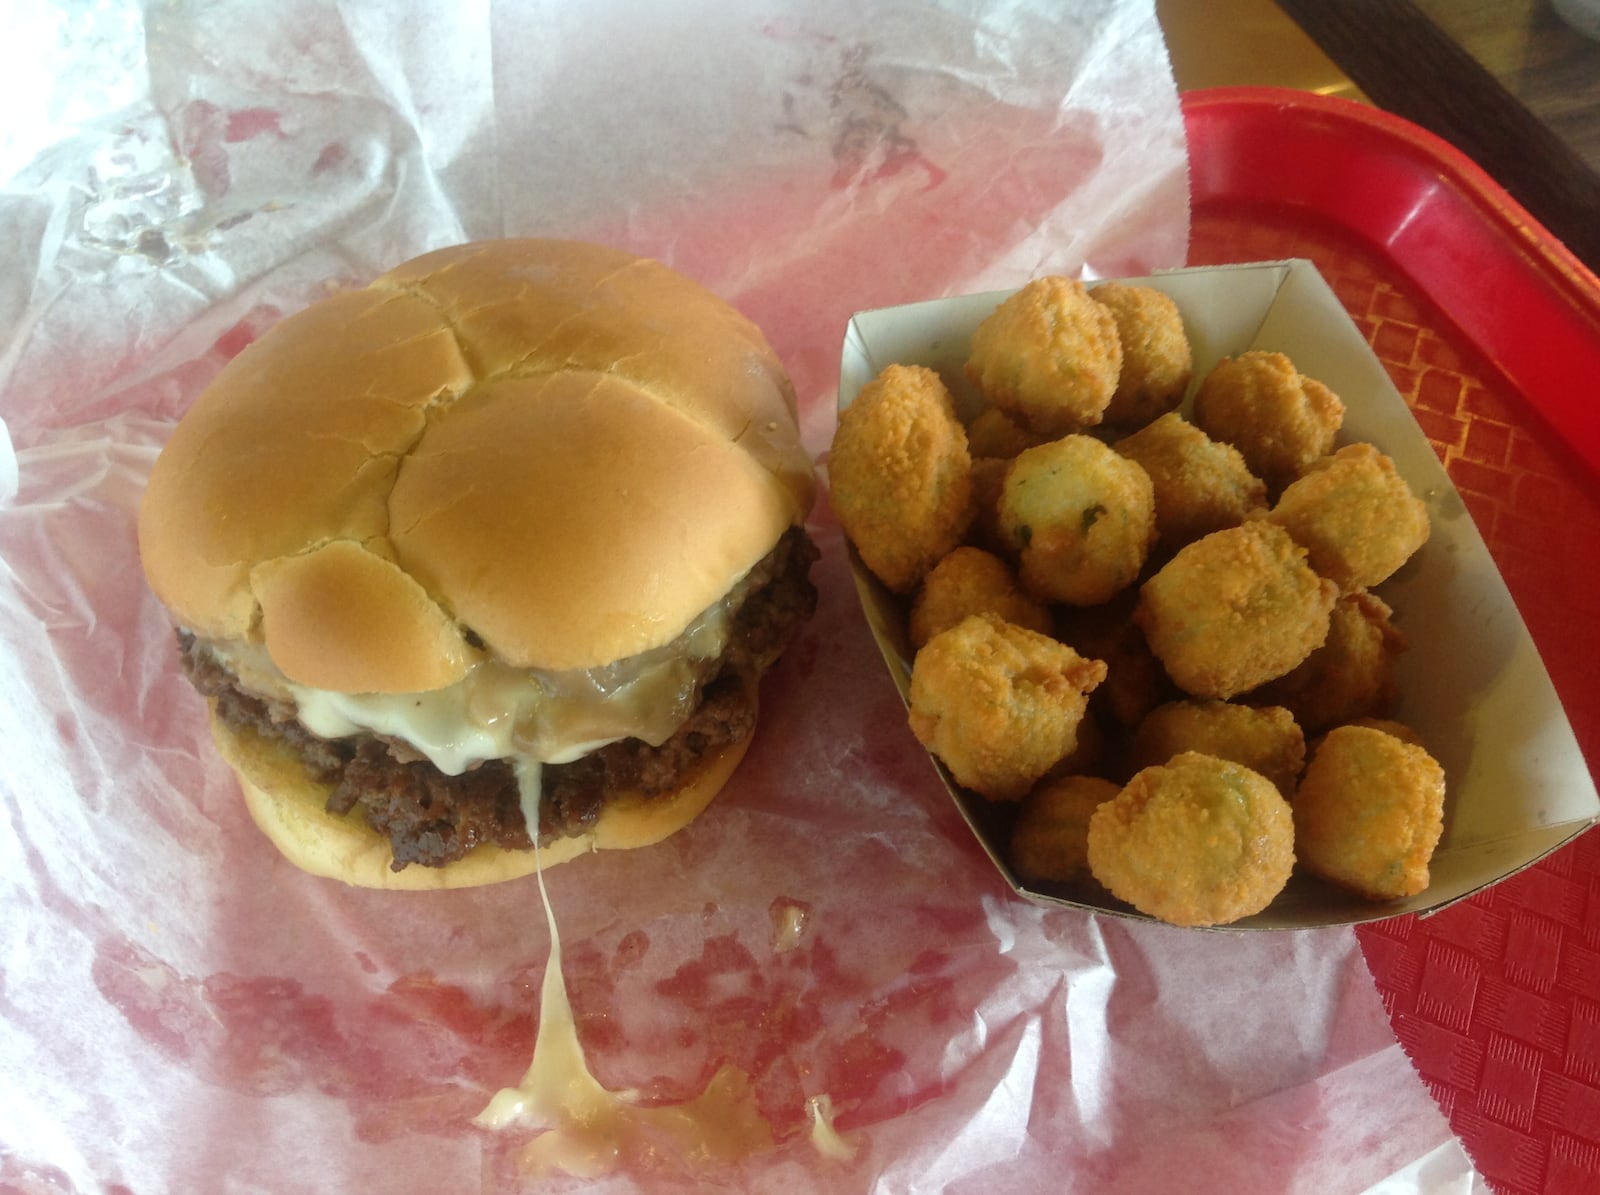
[1272,0,1600,275]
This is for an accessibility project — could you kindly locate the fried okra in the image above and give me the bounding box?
[908,613,1107,801]
[966,455,1011,555]
[1249,590,1406,733]
[908,546,1053,649]
[1344,717,1425,748]
[1267,442,1431,592]
[1113,411,1268,551]
[1010,774,1121,886]
[1135,521,1338,700]
[1293,724,1446,901]
[1091,282,1194,428]
[829,363,974,593]
[1192,351,1345,490]
[998,435,1157,606]
[965,276,1122,434]
[1131,699,1306,798]
[966,406,1043,459]
[1087,751,1296,927]
[1055,592,1179,732]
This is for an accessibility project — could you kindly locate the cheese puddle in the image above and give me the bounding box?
[473,765,774,1177]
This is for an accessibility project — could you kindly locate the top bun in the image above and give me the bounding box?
[139,239,814,691]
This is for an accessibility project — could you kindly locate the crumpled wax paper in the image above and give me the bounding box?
[0,1,1485,1192]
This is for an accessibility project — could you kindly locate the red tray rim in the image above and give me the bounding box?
[1182,86,1600,484]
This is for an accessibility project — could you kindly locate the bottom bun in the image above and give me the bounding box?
[209,698,755,890]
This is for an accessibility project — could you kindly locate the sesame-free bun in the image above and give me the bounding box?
[210,696,756,890]
[138,238,814,690]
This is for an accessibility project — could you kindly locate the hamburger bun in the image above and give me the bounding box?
[139,238,815,885]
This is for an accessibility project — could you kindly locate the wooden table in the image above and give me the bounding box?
[1412,0,1600,177]
[1159,0,1600,274]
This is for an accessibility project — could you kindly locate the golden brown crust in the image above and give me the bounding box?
[965,276,1122,434]
[1087,751,1296,927]
[210,700,754,890]
[1089,282,1194,428]
[1248,590,1407,734]
[138,238,814,688]
[1135,521,1338,699]
[1266,442,1431,593]
[828,363,974,594]
[908,546,1052,648]
[1010,774,1120,886]
[1112,411,1267,550]
[1130,698,1306,799]
[998,434,1157,607]
[1292,724,1445,901]
[908,613,1107,802]
[1192,351,1345,490]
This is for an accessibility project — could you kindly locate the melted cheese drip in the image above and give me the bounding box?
[770,902,809,954]
[807,1094,857,1162]
[472,767,775,1177]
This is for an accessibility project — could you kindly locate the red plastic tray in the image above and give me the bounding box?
[1184,87,1600,1195]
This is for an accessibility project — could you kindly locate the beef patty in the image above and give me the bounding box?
[182,527,818,870]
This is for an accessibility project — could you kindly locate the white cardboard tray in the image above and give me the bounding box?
[837,260,1600,929]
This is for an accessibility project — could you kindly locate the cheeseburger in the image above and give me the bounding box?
[138,239,817,889]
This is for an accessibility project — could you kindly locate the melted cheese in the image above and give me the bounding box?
[770,901,809,954]
[208,592,731,773]
[473,774,775,1177]
[806,1094,857,1161]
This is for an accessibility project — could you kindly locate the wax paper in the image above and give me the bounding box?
[0,1,1485,1191]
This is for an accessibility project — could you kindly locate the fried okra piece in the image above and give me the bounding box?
[1053,707,1111,778]
[1344,717,1425,748]
[1087,751,1296,926]
[1055,592,1179,732]
[1113,412,1268,551]
[1010,774,1121,886]
[998,435,1157,606]
[908,546,1053,649]
[965,276,1122,435]
[829,363,974,593]
[1131,699,1306,798]
[908,613,1107,802]
[966,406,1044,459]
[1267,442,1431,592]
[966,455,1011,555]
[1192,351,1345,490]
[1091,282,1194,428]
[1293,724,1446,901]
[1135,521,1338,700]
[1249,590,1406,733]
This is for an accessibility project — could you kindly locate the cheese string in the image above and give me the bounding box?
[475,760,843,1176]
[475,759,633,1175]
